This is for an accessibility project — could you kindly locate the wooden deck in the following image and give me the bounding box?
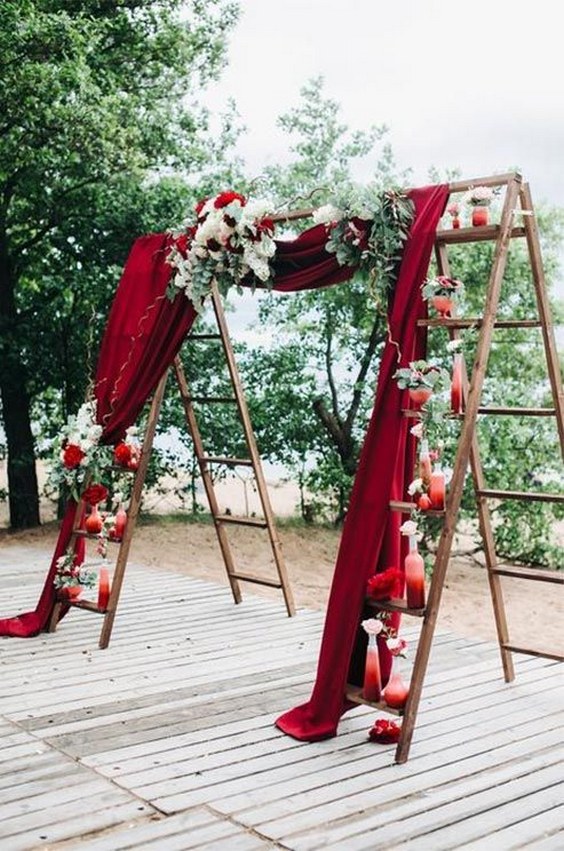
[1,545,563,850]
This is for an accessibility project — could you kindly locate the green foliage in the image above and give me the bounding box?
[0,0,240,525]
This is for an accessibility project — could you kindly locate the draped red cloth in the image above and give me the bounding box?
[275,184,448,739]
[0,185,448,655]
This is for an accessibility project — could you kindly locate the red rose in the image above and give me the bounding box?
[62,443,85,469]
[258,217,274,235]
[368,718,402,744]
[366,566,403,600]
[214,191,246,209]
[82,483,108,506]
[175,233,189,255]
[113,442,132,467]
[194,197,209,217]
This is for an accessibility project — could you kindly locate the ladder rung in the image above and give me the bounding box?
[477,406,556,417]
[366,596,426,617]
[501,643,564,663]
[215,514,268,528]
[64,599,105,614]
[389,500,445,517]
[229,571,282,589]
[477,489,564,504]
[435,224,526,244]
[417,318,542,329]
[188,334,222,340]
[201,455,253,467]
[492,565,564,584]
[189,396,237,404]
[345,684,404,716]
[72,530,120,542]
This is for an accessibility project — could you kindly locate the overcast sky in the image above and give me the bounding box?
[206,0,564,209]
[204,0,564,324]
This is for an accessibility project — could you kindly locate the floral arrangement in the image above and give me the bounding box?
[314,188,414,298]
[421,276,464,301]
[82,483,108,507]
[167,191,277,310]
[366,566,403,600]
[47,402,113,501]
[393,360,445,392]
[368,717,402,744]
[446,202,459,220]
[54,550,97,590]
[113,426,141,470]
[463,185,494,207]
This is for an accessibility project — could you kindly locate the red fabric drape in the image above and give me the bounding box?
[275,184,448,740]
[0,185,447,643]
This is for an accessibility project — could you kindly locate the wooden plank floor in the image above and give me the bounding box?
[0,544,563,850]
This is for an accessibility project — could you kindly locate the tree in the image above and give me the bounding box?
[242,78,408,522]
[0,0,239,527]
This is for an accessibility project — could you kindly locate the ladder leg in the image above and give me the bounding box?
[173,357,243,606]
[435,245,515,683]
[99,370,169,649]
[396,176,522,762]
[520,183,564,458]
[210,283,295,616]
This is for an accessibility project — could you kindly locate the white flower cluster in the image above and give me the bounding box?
[312,203,344,226]
[168,194,277,309]
[63,402,103,459]
[48,400,112,501]
[463,185,494,206]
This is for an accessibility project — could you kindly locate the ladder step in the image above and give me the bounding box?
[491,565,564,584]
[201,455,253,467]
[366,596,426,617]
[215,514,268,528]
[188,333,222,340]
[435,224,526,244]
[477,406,556,417]
[189,396,237,403]
[229,571,282,589]
[389,500,445,517]
[418,318,542,329]
[345,684,404,715]
[477,489,564,504]
[63,599,106,614]
[501,643,564,663]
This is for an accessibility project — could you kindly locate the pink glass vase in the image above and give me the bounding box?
[405,536,425,609]
[408,387,432,408]
[419,438,432,489]
[429,465,446,511]
[451,352,464,414]
[383,656,409,709]
[431,295,455,317]
[113,505,127,540]
[472,206,489,227]
[85,504,103,535]
[362,634,382,702]
[98,566,111,610]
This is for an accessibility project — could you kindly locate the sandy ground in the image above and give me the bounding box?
[1,514,563,655]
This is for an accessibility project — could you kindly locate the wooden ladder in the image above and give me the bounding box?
[173,280,295,618]
[48,280,294,649]
[347,172,564,762]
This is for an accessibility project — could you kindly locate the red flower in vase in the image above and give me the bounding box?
[62,443,85,469]
[82,483,108,506]
[113,442,132,467]
[368,718,402,744]
[366,566,403,600]
[214,191,246,209]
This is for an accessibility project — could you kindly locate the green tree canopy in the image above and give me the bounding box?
[0,0,239,527]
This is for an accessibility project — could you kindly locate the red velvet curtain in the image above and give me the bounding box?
[275,185,449,740]
[0,185,447,647]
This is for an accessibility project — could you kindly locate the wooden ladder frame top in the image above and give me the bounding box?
[269,172,522,224]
